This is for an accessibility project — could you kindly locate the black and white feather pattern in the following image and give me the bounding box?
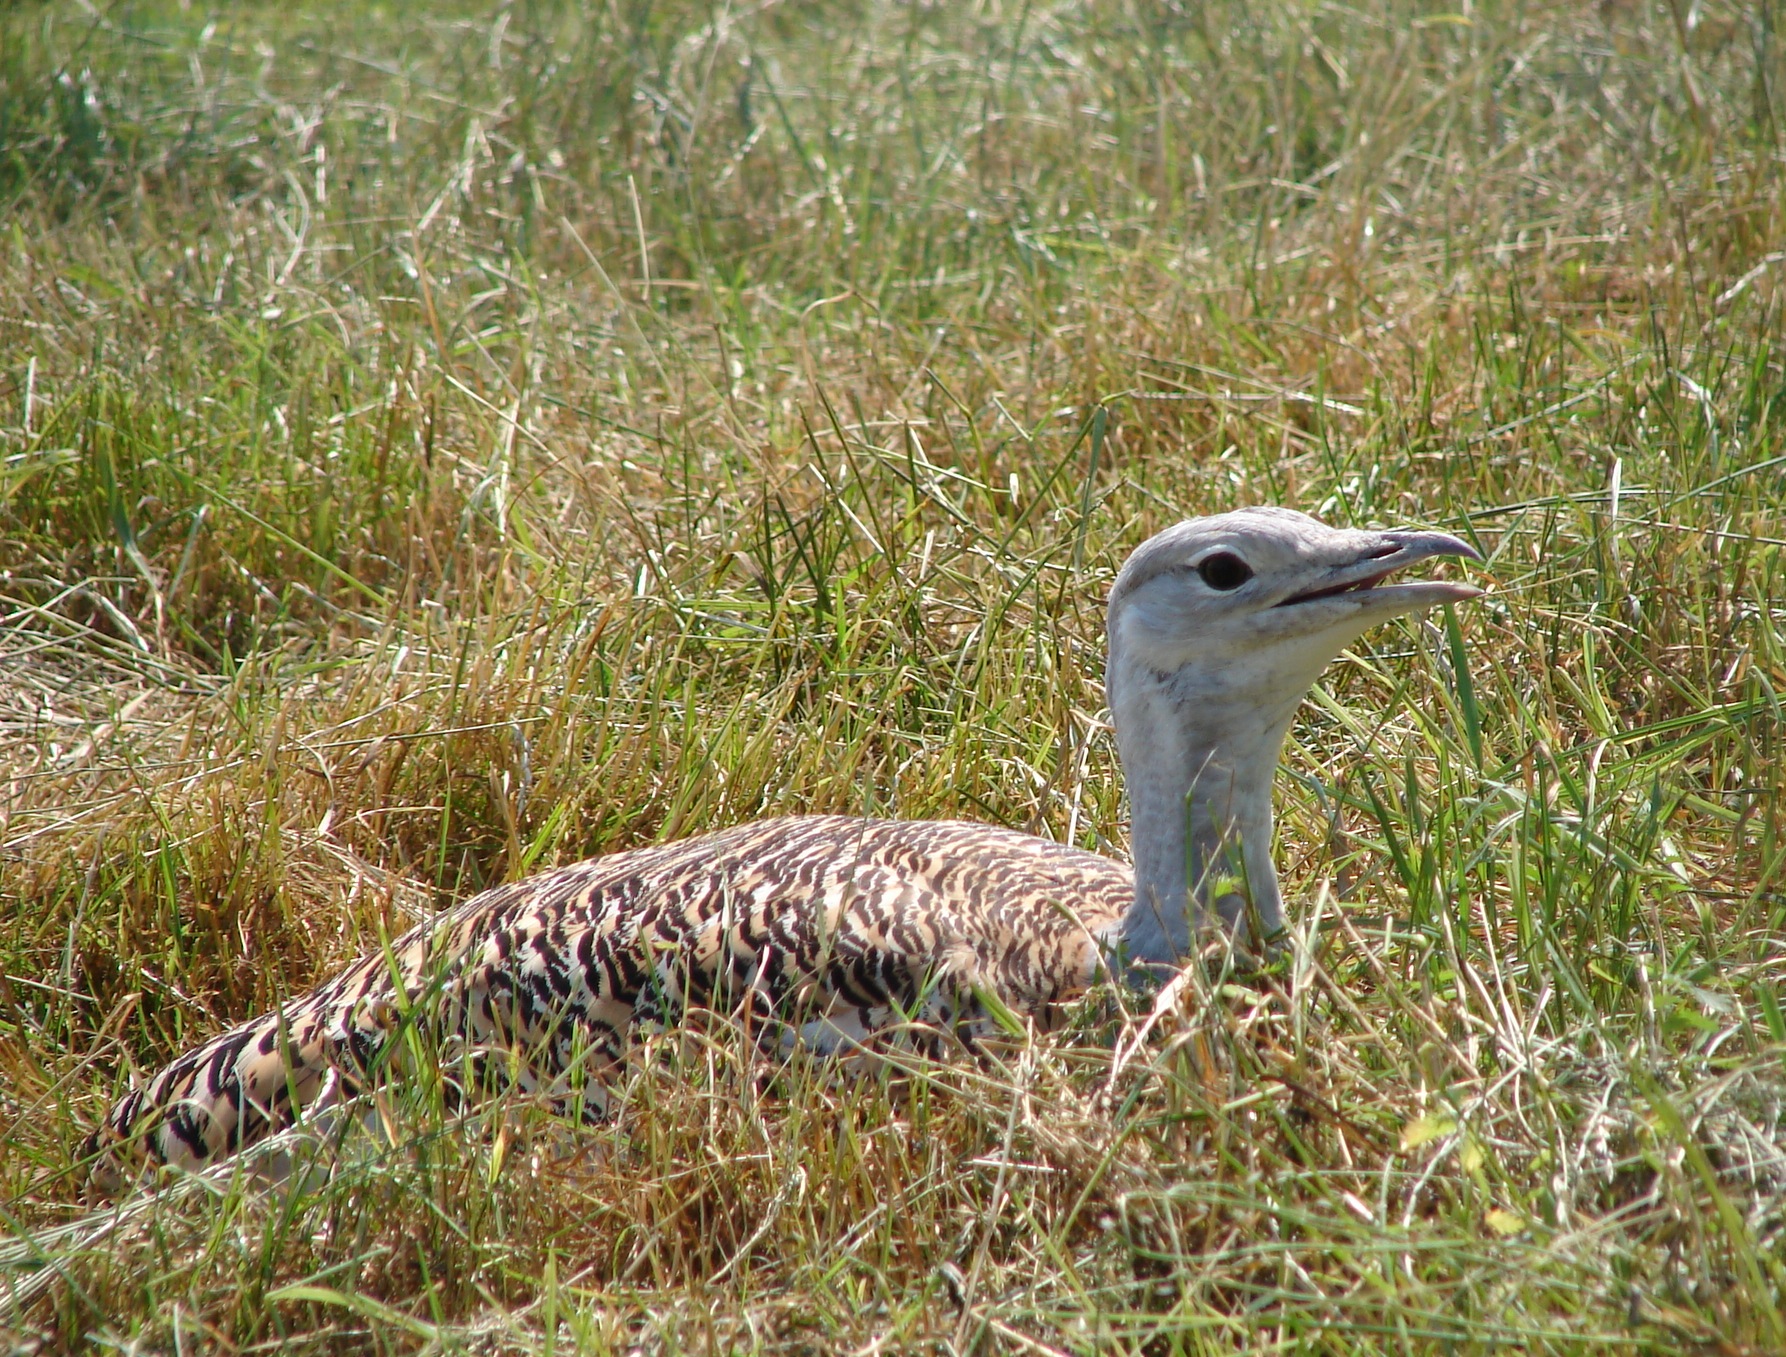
[90,817,1128,1181]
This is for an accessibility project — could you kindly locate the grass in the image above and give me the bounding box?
[2,0,1785,1349]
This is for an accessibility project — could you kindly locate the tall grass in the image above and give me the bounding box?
[2,0,1784,1350]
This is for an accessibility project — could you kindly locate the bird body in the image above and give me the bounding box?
[95,818,1128,1178]
[88,507,1481,1186]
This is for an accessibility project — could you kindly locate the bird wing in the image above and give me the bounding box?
[88,816,1129,1184]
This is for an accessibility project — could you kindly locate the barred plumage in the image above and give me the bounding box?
[89,818,1129,1181]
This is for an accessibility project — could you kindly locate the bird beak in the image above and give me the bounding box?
[1273,529,1484,618]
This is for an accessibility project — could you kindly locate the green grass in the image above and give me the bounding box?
[3,0,1785,1350]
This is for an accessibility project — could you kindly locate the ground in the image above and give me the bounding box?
[2,0,1785,1352]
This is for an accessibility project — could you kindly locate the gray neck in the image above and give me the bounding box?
[1107,665,1302,964]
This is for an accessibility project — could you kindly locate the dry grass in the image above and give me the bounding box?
[2,0,1785,1350]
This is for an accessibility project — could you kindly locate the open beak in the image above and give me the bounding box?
[1277,529,1484,613]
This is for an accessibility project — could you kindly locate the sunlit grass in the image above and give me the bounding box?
[2,0,1784,1350]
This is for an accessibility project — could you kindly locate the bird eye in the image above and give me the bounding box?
[1196,552,1254,591]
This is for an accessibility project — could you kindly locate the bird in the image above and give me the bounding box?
[85,507,1481,1188]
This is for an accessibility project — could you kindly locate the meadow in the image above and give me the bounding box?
[2,0,1784,1350]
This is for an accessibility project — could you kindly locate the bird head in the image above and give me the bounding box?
[1107,505,1482,721]
[1104,505,1484,957]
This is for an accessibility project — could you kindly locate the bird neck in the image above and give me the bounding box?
[1107,655,1302,964]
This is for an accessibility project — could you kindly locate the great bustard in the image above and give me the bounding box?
[87,507,1480,1185]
